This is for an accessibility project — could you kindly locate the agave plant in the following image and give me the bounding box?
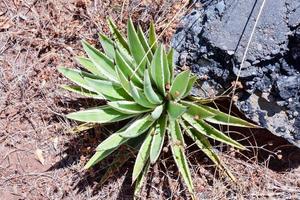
[58,18,257,197]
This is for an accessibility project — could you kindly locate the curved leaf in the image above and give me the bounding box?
[180,121,236,181]
[134,160,150,198]
[182,75,197,99]
[170,70,190,100]
[108,101,151,114]
[127,18,147,75]
[108,18,129,51]
[150,115,167,164]
[168,120,194,195]
[58,67,99,92]
[144,69,163,104]
[66,106,134,123]
[85,77,131,101]
[148,21,157,53]
[119,115,155,138]
[82,40,118,83]
[75,56,106,78]
[181,101,215,119]
[167,101,187,119]
[132,130,152,182]
[200,105,259,128]
[182,114,245,150]
[60,85,103,99]
[167,48,174,82]
[151,104,164,120]
[115,50,143,87]
[137,25,153,60]
[129,81,156,108]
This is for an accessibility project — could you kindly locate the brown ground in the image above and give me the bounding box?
[0,0,299,199]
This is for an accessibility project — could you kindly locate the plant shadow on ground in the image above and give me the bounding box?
[48,98,300,199]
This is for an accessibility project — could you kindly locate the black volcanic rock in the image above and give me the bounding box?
[172,0,300,147]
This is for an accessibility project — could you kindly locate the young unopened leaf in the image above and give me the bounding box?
[167,48,174,81]
[151,104,164,120]
[148,21,157,53]
[170,70,190,99]
[182,76,197,98]
[163,48,170,87]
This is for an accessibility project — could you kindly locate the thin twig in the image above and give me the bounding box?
[227,0,267,129]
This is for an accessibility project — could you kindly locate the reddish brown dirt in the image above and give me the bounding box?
[0,0,299,199]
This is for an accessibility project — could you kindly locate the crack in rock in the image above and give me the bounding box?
[172,0,300,147]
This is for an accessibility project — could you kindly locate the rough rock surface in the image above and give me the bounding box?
[172,0,300,147]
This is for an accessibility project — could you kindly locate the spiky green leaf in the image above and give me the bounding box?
[58,67,99,92]
[108,101,150,114]
[182,75,197,98]
[144,69,163,104]
[167,48,174,81]
[82,40,118,82]
[107,18,129,51]
[119,115,155,138]
[149,21,157,53]
[115,50,143,87]
[132,131,152,182]
[200,105,259,128]
[99,33,115,59]
[150,45,165,95]
[169,120,194,195]
[181,101,215,119]
[137,25,153,60]
[167,101,187,119]
[182,114,245,150]
[129,81,156,108]
[85,77,131,101]
[75,56,106,78]
[127,18,148,75]
[150,115,167,163]
[66,106,134,123]
[60,85,103,99]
